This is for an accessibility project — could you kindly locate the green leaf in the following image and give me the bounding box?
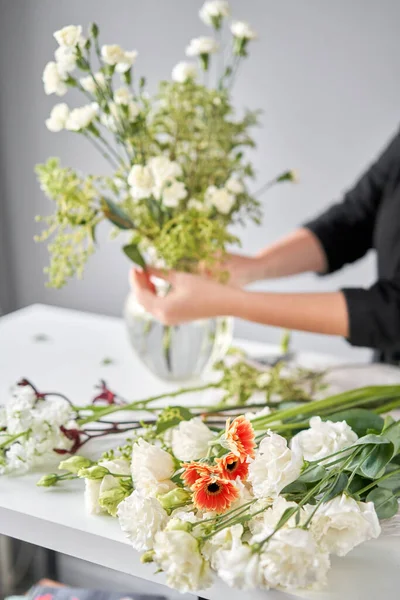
[281,481,307,495]
[346,474,370,495]
[359,443,394,479]
[327,409,384,437]
[155,406,196,435]
[322,472,348,502]
[274,507,298,530]
[377,465,400,491]
[366,488,399,519]
[298,464,327,483]
[355,433,392,446]
[102,198,134,230]
[382,422,400,455]
[123,244,146,269]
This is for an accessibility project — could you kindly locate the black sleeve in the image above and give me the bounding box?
[342,278,400,351]
[304,131,400,274]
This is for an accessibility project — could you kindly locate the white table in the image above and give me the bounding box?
[1,304,400,600]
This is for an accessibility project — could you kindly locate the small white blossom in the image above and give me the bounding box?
[291,416,358,462]
[101,45,138,73]
[308,494,381,556]
[161,180,187,208]
[187,198,206,211]
[172,61,198,83]
[80,72,106,94]
[131,439,175,494]
[231,21,257,40]
[248,431,303,499]
[186,37,219,57]
[249,497,305,543]
[44,102,69,131]
[113,87,133,105]
[54,46,77,76]
[205,186,235,214]
[171,417,214,461]
[43,61,67,96]
[54,25,84,48]
[225,176,245,195]
[259,528,330,591]
[118,490,168,551]
[148,156,182,190]
[66,103,98,131]
[217,540,262,590]
[128,165,154,200]
[200,1,230,27]
[154,529,212,593]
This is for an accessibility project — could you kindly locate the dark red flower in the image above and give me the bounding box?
[92,380,117,405]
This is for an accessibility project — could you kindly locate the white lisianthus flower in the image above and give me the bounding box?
[248,432,303,499]
[171,417,214,461]
[128,165,154,200]
[54,25,84,47]
[200,1,230,28]
[54,46,77,76]
[308,494,381,556]
[249,497,305,543]
[216,540,262,590]
[118,490,168,551]
[225,176,245,195]
[148,156,183,189]
[131,439,175,483]
[101,45,138,73]
[84,458,131,515]
[206,186,235,214]
[186,37,219,57]
[80,72,106,94]
[43,61,67,96]
[66,103,98,131]
[154,529,213,593]
[172,61,198,83]
[260,528,330,591]
[291,416,358,462]
[203,524,244,570]
[45,103,70,132]
[187,198,206,211]
[161,180,187,208]
[231,21,257,40]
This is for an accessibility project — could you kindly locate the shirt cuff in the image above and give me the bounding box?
[341,287,373,348]
[303,220,343,275]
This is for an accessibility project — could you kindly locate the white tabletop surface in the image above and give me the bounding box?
[1,304,400,600]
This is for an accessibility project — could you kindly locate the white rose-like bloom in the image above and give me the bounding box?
[203,524,244,570]
[148,156,183,189]
[260,528,330,591]
[200,1,230,26]
[43,61,67,96]
[161,180,187,208]
[54,46,77,76]
[248,432,303,499]
[249,497,306,543]
[172,61,198,83]
[65,103,98,131]
[308,494,381,556]
[101,45,138,73]
[171,417,214,461]
[207,186,235,214]
[231,21,257,40]
[186,37,219,57]
[225,176,245,195]
[54,25,84,47]
[131,439,175,483]
[80,72,106,94]
[118,490,168,551]
[154,529,212,593]
[128,165,154,200]
[291,416,358,462]
[216,540,262,590]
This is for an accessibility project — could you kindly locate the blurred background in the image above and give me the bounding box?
[1,1,400,597]
[2,0,400,360]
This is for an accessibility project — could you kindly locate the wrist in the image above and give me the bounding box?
[223,287,249,319]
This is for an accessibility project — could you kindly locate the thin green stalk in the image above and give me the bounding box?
[357,468,400,496]
[83,132,118,169]
[0,431,29,449]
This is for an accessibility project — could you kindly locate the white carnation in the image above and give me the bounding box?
[118,490,168,551]
[80,72,106,94]
[186,37,219,57]
[66,103,98,131]
[101,45,138,73]
[43,61,67,96]
[203,524,244,570]
[200,1,230,26]
[128,165,154,200]
[308,494,381,556]
[54,46,77,76]
[154,529,212,593]
[171,417,214,461]
[291,416,358,462]
[249,497,305,543]
[231,21,257,40]
[248,432,303,499]
[206,185,235,214]
[225,176,245,195]
[131,439,175,485]
[113,87,133,105]
[54,25,84,47]
[187,198,206,211]
[216,540,262,590]
[148,156,182,189]
[260,528,330,591]
[172,61,198,83]
[161,180,187,208]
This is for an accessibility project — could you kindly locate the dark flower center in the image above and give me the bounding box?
[207,482,221,494]
[227,460,238,471]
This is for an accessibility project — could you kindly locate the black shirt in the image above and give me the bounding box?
[305,130,400,360]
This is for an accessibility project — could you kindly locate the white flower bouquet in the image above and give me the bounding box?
[35,2,296,289]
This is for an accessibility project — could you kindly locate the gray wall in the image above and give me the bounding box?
[1,0,400,360]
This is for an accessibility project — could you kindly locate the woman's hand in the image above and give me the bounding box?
[131,268,242,326]
[205,253,263,287]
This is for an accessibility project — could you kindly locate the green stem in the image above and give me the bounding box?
[0,431,29,449]
[357,467,400,496]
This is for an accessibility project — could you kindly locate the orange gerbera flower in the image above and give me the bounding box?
[216,452,249,481]
[192,474,239,513]
[225,415,255,460]
[181,462,218,489]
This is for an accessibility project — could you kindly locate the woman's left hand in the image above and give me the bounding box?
[130,268,240,326]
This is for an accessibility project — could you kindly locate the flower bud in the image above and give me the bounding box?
[78,465,109,480]
[277,169,298,184]
[157,487,192,512]
[37,473,59,487]
[165,518,192,533]
[89,22,99,38]
[99,487,126,517]
[59,455,93,474]
[141,550,155,564]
